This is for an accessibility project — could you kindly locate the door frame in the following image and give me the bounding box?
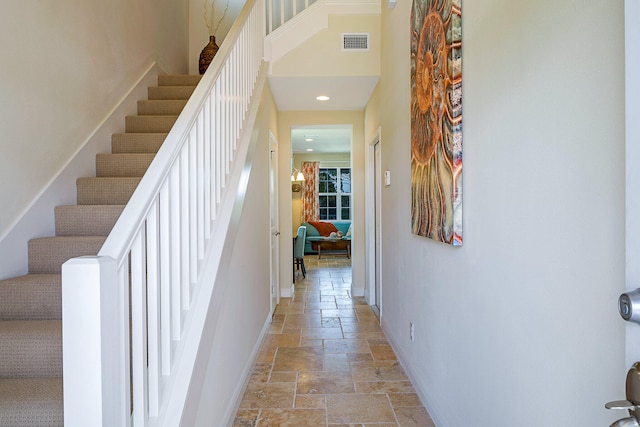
[625,0,640,367]
[366,127,382,317]
[269,131,280,314]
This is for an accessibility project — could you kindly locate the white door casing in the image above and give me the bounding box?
[626,0,640,367]
[269,131,280,314]
[374,139,382,313]
[366,128,382,316]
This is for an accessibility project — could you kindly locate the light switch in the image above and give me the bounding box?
[384,171,391,186]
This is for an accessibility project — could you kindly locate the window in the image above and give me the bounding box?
[318,167,351,220]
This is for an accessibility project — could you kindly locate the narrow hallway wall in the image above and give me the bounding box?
[365,0,626,425]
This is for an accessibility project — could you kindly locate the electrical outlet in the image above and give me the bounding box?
[410,322,414,342]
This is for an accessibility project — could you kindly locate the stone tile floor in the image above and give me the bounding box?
[232,255,435,427]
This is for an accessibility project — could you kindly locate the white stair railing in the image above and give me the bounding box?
[266,0,318,33]
[61,0,265,425]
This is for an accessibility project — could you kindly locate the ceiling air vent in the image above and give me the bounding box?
[342,33,369,51]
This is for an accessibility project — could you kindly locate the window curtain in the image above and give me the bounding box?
[300,161,319,223]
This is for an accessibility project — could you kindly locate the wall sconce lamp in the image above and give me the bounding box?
[291,168,304,192]
[291,169,305,182]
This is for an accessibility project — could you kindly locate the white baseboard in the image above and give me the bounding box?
[351,285,365,297]
[0,64,159,280]
[223,313,272,425]
[381,321,442,426]
[281,284,295,298]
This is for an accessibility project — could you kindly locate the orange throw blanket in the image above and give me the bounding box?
[308,221,338,236]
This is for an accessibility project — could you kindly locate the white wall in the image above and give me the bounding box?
[156,0,191,74]
[365,0,626,425]
[270,14,381,77]
[0,0,188,263]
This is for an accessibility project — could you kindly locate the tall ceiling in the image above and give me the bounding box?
[268,76,379,112]
[270,76,378,154]
[269,76,378,154]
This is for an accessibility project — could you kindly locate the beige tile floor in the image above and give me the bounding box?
[233,255,435,427]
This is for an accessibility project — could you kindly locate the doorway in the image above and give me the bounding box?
[290,125,353,282]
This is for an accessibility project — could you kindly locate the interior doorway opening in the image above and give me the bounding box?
[290,124,353,283]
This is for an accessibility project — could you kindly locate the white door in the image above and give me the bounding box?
[269,133,280,314]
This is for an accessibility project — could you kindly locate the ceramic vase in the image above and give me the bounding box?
[199,35,219,75]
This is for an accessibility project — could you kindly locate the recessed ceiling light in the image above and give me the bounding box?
[305,138,314,142]
[306,148,314,152]
[316,95,330,101]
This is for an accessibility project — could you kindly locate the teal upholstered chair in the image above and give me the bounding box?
[293,226,307,280]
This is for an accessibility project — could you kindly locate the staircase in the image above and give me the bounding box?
[0,74,201,426]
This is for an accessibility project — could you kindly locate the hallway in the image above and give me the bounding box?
[232,256,434,426]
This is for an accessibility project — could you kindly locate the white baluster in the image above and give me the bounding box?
[232,47,238,152]
[187,129,197,305]
[146,200,161,417]
[196,110,205,263]
[159,179,172,374]
[130,231,148,425]
[220,69,227,184]
[213,83,221,212]
[204,96,212,238]
[167,162,182,341]
[280,0,285,28]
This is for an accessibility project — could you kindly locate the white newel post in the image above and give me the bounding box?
[62,256,126,426]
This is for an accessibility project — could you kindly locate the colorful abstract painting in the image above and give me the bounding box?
[410,0,462,246]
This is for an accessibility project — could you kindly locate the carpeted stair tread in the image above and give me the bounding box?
[55,205,125,236]
[0,320,62,377]
[111,133,168,153]
[0,378,63,426]
[0,74,198,423]
[137,99,187,115]
[148,85,196,100]
[158,75,202,86]
[28,236,106,274]
[96,153,155,177]
[0,275,61,321]
[76,177,141,205]
[125,115,178,133]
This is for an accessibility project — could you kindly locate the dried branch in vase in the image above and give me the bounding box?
[203,0,230,37]
[200,0,230,74]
